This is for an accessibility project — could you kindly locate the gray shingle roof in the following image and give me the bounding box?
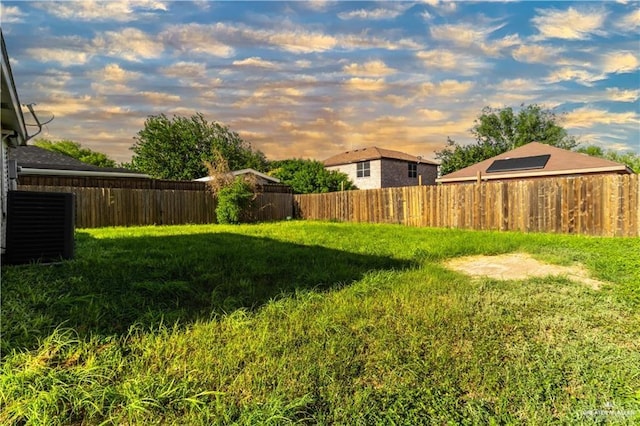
[8,145,142,174]
[323,146,438,167]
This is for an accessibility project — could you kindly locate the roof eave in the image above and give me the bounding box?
[19,168,151,179]
[326,157,438,167]
[1,32,28,146]
[436,165,632,183]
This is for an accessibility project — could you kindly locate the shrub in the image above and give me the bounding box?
[204,149,257,224]
[216,177,254,224]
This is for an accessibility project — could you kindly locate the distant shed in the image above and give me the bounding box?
[195,168,281,185]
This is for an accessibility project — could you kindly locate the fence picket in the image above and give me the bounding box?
[293,175,639,237]
[18,174,639,236]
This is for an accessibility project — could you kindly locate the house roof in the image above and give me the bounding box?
[323,146,439,167]
[194,168,280,183]
[8,145,148,177]
[437,142,633,183]
[1,30,27,146]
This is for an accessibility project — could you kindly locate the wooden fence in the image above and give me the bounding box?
[18,174,639,236]
[19,185,293,228]
[18,176,206,190]
[294,174,640,237]
[17,175,291,192]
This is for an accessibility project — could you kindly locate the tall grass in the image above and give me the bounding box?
[2,221,639,424]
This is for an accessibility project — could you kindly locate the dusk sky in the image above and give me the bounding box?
[1,1,639,164]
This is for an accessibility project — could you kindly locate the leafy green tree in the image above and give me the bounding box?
[34,139,117,168]
[128,113,267,180]
[577,145,640,173]
[436,104,578,175]
[268,159,356,194]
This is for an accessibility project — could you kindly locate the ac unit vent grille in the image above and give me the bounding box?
[5,191,75,264]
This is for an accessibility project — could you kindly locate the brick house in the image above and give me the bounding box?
[323,146,438,190]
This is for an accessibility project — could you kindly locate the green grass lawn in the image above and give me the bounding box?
[2,221,639,424]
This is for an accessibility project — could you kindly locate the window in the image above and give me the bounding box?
[357,161,370,177]
[408,163,417,178]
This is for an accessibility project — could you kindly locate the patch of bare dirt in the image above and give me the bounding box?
[445,253,604,290]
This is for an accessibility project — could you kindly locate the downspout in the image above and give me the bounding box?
[1,131,12,144]
[2,131,20,190]
[1,131,12,254]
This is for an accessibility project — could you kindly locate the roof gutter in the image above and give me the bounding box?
[19,167,151,179]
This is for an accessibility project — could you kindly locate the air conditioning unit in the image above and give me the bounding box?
[5,191,75,264]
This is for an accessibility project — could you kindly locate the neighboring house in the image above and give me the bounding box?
[195,168,281,185]
[9,145,149,181]
[436,142,633,184]
[323,146,439,190]
[1,30,28,254]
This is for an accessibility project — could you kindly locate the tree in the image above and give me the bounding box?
[577,145,640,173]
[34,139,117,168]
[128,113,267,180]
[268,159,356,194]
[436,104,578,175]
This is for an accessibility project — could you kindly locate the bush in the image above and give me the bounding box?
[216,177,254,224]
